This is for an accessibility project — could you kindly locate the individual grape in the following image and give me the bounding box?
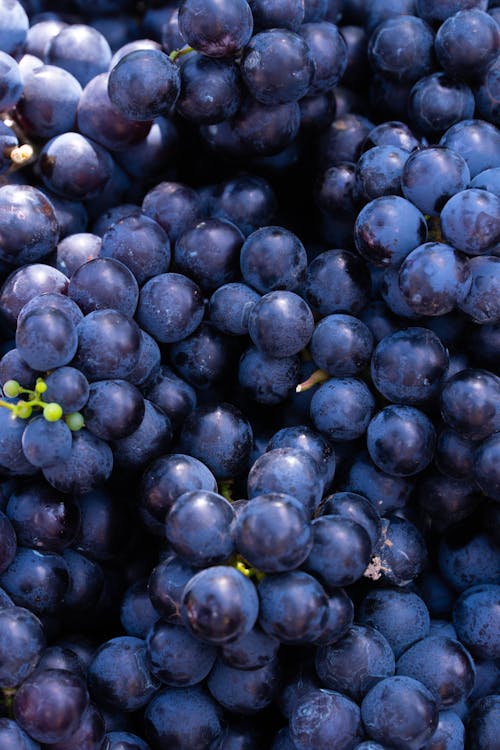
[88,636,158,712]
[208,283,260,336]
[310,313,373,377]
[182,566,259,644]
[43,428,113,495]
[408,73,475,135]
[232,98,301,156]
[0,51,22,111]
[43,366,89,414]
[299,21,347,94]
[240,226,307,294]
[0,606,45,688]
[241,29,314,105]
[321,491,382,551]
[68,258,139,318]
[141,454,217,530]
[453,584,500,659]
[319,113,374,167]
[143,366,196,430]
[106,731,150,750]
[470,166,500,197]
[355,193,428,268]
[248,0,305,31]
[467,695,500,750]
[301,249,371,315]
[211,175,277,237]
[39,132,114,201]
[435,428,476,479]
[145,687,222,750]
[375,516,427,586]
[17,64,82,139]
[247,448,324,518]
[82,379,144,441]
[305,515,372,587]
[355,145,408,201]
[367,405,436,476]
[417,473,482,532]
[142,181,203,244]
[0,547,69,615]
[0,185,60,266]
[440,368,500,440]
[238,346,301,404]
[233,493,312,572]
[176,54,242,125]
[0,399,38,476]
[290,688,362,750]
[247,291,314,357]
[441,189,500,256]
[371,327,449,404]
[258,570,329,644]
[439,522,500,590]
[14,668,89,744]
[316,625,395,702]
[73,309,141,382]
[458,256,500,324]
[360,676,438,750]
[99,213,170,286]
[207,657,280,714]
[401,146,470,216]
[112,400,172,471]
[0,0,28,54]
[435,9,499,80]
[220,626,279,670]
[362,119,419,152]
[108,49,180,121]
[396,635,476,708]
[299,90,337,131]
[46,24,111,86]
[166,490,235,567]
[475,56,500,126]
[439,119,500,177]
[174,218,243,292]
[358,588,430,658]
[137,273,204,344]
[15,304,77,371]
[310,377,375,441]
[55,233,101,277]
[119,579,158,640]
[178,0,253,58]
[368,15,435,83]
[6,480,80,552]
[146,620,216,687]
[148,555,198,624]
[48,702,105,750]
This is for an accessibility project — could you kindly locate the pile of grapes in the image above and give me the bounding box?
[0,0,499,748]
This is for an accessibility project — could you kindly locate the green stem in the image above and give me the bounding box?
[219,479,234,502]
[169,45,194,62]
[295,368,329,393]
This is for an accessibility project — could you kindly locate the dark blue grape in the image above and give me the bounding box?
[376,516,427,585]
[14,668,89,744]
[316,624,395,701]
[178,0,253,57]
[368,15,435,83]
[398,242,471,317]
[0,264,65,331]
[63,549,104,611]
[341,459,413,517]
[439,522,500,590]
[247,291,314,358]
[176,54,242,125]
[207,657,280,714]
[115,115,179,179]
[299,90,337,130]
[6,480,79,551]
[320,113,374,166]
[367,405,436,477]
[0,510,15,575]
[0,0,28,53]
[426,709,465,750]
[144,366,196,430]
[112,400,172,471]
[166,490,235,567]
[402,146,470,216]
[182,566,259,644]
[310,377,375,441]
[301,249,371,315]
[363,119,419,152]
[258,570,329,644]
[234,492,312,572]
[358,588,430,658]
[470,166,500,197]
[126,331,161,388]
[435,428,476,480]
[82,379,144,441]
[120,580,158,639]
[0,606,44,688]
[361,676,438,750]
[170,320,235,391]
[108,49,180,121]
[209,283,260,336]
[371,327,449,404]
[233,98,301,156]
[137,272,204,344]
[440,368,500,440]
[44,366,89,413]
[240,226,307,294]
[73,487,129,562]
[439,119,500,178]
[146,620,216,687]
[174,218,243,292]
[0,548,69,615]
[396,635,476,708]
[467,695,500,750]
[17,63,82,139]
[305,515,372,587]
[0,185,59,266]
[0,51,22,111]
[247,447,324,518]
[310,313,373,377]
[39,132,114,201]
[313,588,354,646]
[145,687,222,750]
[68,258,138,317]
[299,21,347,94]
[211,175,277,237]
[435,9,499,80]
[441,189,500,257]
[46,24,111,86]
[290,688,362,750]
[142,181,203,244]
[238,346,300,404]
[73,309,141,381]
[106,731,150,750]
[475,56,500,126]
[42,429,113,495]
[48,702,105,750]
[453,584,500,659]
[354,195,427,268]
[221,626,279,670]
[321,491,382,551]
[408,73,475,135]
[88,636,158,712]
[56,233,102,277]
[15,303,78,368]
[355,145,408,201]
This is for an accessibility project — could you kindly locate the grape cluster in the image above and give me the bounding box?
[0,0,499,749]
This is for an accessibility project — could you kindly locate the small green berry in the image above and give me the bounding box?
[35,379,47,394]
[65,412,85,431]
[3,380,20,398]
[43,402,63,422]
[16,401,32,419]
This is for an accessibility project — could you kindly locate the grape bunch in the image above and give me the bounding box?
[0,0,499,749]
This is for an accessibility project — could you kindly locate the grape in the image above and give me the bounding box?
[290,688,362,750]
[108,50,180,121]
[310,377,375,441]
[0,606,45,688]
[248,0,305,30]
[368,15,435,83]
[0,718,41,750]
[358,588,430,658]
[0,548,69,615]
[207,657,280,714]
[145,687,222,750]
[0,185,60,266]
[39,132,114,201]
[82,379,144,441]
[435,9,499,80]
[46,24,111,86]
[137,273,204,344]
[42,429,113,495]
[178,0,253,58]
[73,309,141,381]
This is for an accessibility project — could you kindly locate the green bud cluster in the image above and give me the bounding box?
[0,378,84,430]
